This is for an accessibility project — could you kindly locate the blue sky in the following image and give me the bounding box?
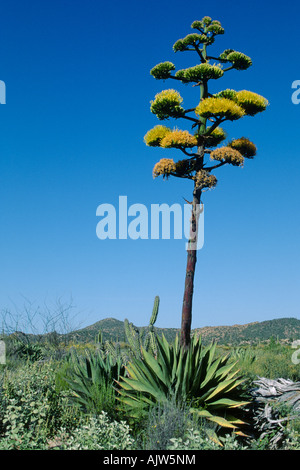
[0,0,299,332]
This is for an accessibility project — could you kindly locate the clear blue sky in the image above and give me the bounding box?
[0,0,299,332]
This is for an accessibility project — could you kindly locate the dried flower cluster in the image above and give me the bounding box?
[228,137,257,158]
[152,158,176,179]
[193,170,218,190]
[210,146,244,166]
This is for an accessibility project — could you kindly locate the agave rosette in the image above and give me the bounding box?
[117,334,249,433]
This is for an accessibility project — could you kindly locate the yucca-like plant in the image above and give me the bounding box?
[64,349,125,415]
[117,334,249,434]
[145,16,268,349]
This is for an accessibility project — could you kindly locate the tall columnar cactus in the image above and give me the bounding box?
[150,295,160,326]
[143,295,160,355]
[124,318,142,358]
[144,17,268,349]
[124,296,160,358]
[95,329,103,347]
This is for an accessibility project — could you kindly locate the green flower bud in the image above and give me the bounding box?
[227,51,252,70]
[150,62,176,80]
[175,64,224,83]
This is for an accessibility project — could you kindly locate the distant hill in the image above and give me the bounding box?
[65,317,300,346]
[193,317,300,344]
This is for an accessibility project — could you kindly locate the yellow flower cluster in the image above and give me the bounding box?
[160,129,197,148]
[194,169,217,189]
[195,97,245,121]
[153,158,176,178]
[150,89,184,120]
[152,89,183,104]
[235,90,269,116]
[228,137,257,158]
[144,125,171,147]
[144,126,198,149]
[210,146,244,166]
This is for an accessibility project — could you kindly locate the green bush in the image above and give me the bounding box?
[53,412,134,450]
[168,429,248,450]
[137,398,193,450]
[232,344,300,381]
[0,361,80,449]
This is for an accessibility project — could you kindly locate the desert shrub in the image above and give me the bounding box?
[0,360,80,449]
[167,428,248,450]
[136,398,193,450]
[282,418,300,450]
[53,412,134,450]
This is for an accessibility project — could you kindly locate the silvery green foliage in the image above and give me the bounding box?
[168,429,248,450]
[56,412,134,450]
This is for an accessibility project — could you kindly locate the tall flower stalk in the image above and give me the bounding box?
[144,16,268,349]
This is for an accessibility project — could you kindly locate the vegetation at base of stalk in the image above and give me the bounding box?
[117,333,249,436]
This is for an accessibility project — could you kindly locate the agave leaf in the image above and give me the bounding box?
[207,415,238,429]
[126,362,159,390]
[234,430,250,437]
[219,377,246,396]
[205,428,223,447]
[160,334,172,362]
[141,348,170,389]
[175,348,185,386]
[207,342,217,368]
[214,360,238,380]
[190,407,238,430]
[207,397,249,409]
[119,376,166,403]
[202,376,243,402]
[201,356,223,388]
[156,335,174,378]
[65,378,92,397]
[199,378,235,404]
[115,379,134,392]
[190,408,212,418]
[224,415,248,426]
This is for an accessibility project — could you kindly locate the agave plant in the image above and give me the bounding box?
[64,349,125,416]
[117,334,249,433]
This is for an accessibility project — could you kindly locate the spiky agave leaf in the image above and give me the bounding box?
[117,334,249,434]
[64,349,125,413]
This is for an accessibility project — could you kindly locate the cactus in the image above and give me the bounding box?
[124,296,160,358]
[150,295,160,326]
[124,319,142,358]
[96,329,104,347]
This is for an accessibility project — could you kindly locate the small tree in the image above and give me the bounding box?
[144,16,268,349]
